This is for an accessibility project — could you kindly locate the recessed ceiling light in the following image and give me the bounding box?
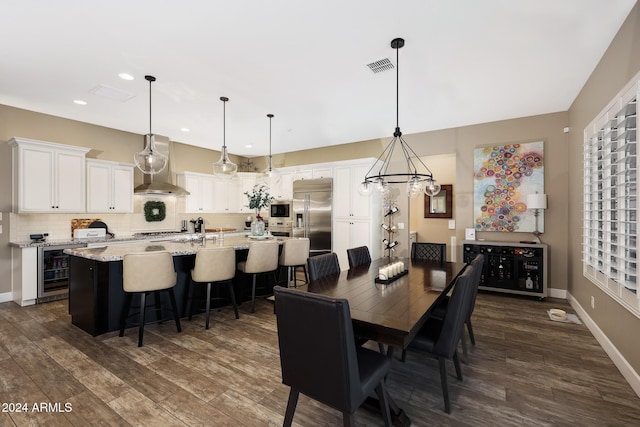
[245,144,253,148]
[73,99,87,105]
[180,128,190,132]
[118,73,135,81]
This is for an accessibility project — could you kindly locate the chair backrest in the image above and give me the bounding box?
[274,286,362,413]
[123,251,176,293]
[466,254,484,319]
[279,238,310,267]
[346,246,371,269]
[433,267,473,358]
[192,247,236,283]
[307,252,341,282]
[411,242,446,262]
[243,240,279,274]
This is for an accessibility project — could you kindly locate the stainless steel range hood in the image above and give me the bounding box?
[134,137,190,196]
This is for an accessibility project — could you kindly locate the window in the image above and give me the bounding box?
[583,72,639,316]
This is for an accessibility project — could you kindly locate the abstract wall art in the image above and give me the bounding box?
[473,141,544,232]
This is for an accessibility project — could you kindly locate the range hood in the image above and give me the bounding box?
[134,137,190,196]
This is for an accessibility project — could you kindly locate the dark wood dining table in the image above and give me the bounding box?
[305,256,467,426]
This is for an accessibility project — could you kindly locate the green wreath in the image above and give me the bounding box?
[144,201,166,222]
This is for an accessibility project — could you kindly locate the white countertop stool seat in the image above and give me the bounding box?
[279,238,310,288]
[237,241,279,313]
[187,246,239,329]
[119,251,182,347]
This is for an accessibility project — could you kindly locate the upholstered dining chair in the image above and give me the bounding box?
[411,242,446,262]
[278,238,310,288]
[187,246,239,329]
[273,286,392,427]
[119,251,182,347]
[237,240,279,313]
[307,252,341,282]
[407,267,474,413]
[346,245,371,269]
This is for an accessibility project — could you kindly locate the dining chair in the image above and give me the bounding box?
[278,238,310,288]
[119,251,182,347]
[237,240,279,313]
[346,245,371,269]
[187,246,239,329]
[273,286,392,427]
[411,242,446,262]
[406,267,473,413]
[307,252,341,282]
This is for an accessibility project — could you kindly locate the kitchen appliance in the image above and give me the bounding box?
[74,228,106,239]
[38,243,87,303]
[292,178,332,255]
[270,219,292,237]
[270,201,291,218]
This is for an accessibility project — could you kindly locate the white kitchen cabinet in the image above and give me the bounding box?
[333,219,372,269]
[271,171,293,200]
[11,246,38,307]
[312,167,333,179]
[177,172,216,213]
[294,170,313,181]
[10,137,90,213]
[86,159,134,213]
[333,164,371,219]
[237,173,257,213]
[213,177,241,213]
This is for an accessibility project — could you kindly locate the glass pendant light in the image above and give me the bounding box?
[260,113,280,186]
[212,96,238,177]
[424,179,441,197]
[134,75,168,175]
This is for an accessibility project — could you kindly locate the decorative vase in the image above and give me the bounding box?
[251,215,265,236]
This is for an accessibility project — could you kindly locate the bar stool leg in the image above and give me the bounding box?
[168,288,182,333]
[186,279,195,321]
[228,280,240,319]
[119,293,133,337]
[205,282,212,329]
[251,274,257,313]
[138,292,147,347]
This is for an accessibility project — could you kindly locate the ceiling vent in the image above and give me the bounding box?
[366,58,394,74]
[89,84,136,102]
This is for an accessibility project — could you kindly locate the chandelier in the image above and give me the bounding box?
[359,38,440,199]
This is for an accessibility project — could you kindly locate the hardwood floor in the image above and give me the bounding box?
[1,291,639,426]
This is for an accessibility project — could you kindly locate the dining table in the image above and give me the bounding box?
[304,256,467,426]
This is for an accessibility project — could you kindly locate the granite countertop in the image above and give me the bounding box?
[63,234,286,262]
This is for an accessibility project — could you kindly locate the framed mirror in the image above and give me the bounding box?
[424,184,453,218]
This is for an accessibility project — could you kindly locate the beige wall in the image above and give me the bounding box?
[567,5,640,372]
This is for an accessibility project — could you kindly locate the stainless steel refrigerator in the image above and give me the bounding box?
[292,178,332,255]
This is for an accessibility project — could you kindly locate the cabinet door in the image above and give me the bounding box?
[333,167,352,218]
[273,172,293,200]
[349,165,371,218]
[111,165,134,212]
[86,162,111,212]
[294,170,313,181]
[55,151,86,212]
[238,175,256,213]
[333,219,351,269]
[312,168,333,179]
[20,146,55,211]
[199,175,216,212]
[182,174,202,213]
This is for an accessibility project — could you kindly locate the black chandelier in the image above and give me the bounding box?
[359,38,440,198]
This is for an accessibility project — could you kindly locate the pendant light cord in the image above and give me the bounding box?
[222,97,227,150]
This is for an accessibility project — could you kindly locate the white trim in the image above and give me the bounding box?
[567,292,640,398]
[0,292,13,303]
[548,288,567,299]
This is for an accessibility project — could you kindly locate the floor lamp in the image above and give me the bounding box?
[527,192,547,243]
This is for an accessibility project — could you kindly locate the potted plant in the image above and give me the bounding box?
[244,183,274,236]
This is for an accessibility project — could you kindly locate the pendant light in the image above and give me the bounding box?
[134,75,168,175]
[260,113,280,186]
[359,38,440,199]
[212,96,238,177]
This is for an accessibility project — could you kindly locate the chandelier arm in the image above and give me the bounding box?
[400,135,435,177]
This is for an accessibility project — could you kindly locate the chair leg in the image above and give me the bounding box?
[453,351,462,380]
[302,265,308,284]
[375,381,392,427]
[342,413,355,427]
[283,388,299,427]
[251,274,257,313]
[438,356,450,414]
[227,280,239,319]
[186,279,195,321]
[138,292,147,347]
[168,288,182,333]
[467,319,476,345]
[400,348,407,362]
[119,293,133,337]
[154,291,162,323]
[460,332,468,365]
[205,282,212,330]
[286,266,292,288]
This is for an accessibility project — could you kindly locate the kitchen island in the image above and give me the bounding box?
[65,234,286,336]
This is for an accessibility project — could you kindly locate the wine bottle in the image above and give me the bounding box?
[384,206,399,217]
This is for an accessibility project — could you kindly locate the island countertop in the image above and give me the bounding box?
[64,234,287,262]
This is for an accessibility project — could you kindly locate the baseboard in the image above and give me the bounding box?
[548,288,567,299]
[568,292,640,398]
[0,292,13,303]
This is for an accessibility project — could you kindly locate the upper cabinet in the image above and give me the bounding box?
[212,177,241,213]
[333,164,372,219]
[86,159,134,213]
[237,173,257,214]
[10,137,90,213]
[270,172,293,200]
[177,172,216,213]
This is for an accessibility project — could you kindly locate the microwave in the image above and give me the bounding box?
[270,201,291,218]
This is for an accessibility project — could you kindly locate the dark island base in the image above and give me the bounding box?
[69,252,278,336]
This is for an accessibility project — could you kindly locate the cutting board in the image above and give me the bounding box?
[71,218,102,238]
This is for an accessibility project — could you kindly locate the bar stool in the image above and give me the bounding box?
[279,238,310,288]
[119,251,182,347]
[237,240,279,313]
[188,246,239,329]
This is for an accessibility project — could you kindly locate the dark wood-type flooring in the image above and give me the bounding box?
[1,290,640,426]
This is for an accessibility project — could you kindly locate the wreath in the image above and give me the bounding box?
[144,201,166,222]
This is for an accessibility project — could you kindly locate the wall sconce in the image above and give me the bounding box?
[527,192,547,243]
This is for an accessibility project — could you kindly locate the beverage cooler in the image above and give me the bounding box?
[462,241,548,298]
[38,244,86,303]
